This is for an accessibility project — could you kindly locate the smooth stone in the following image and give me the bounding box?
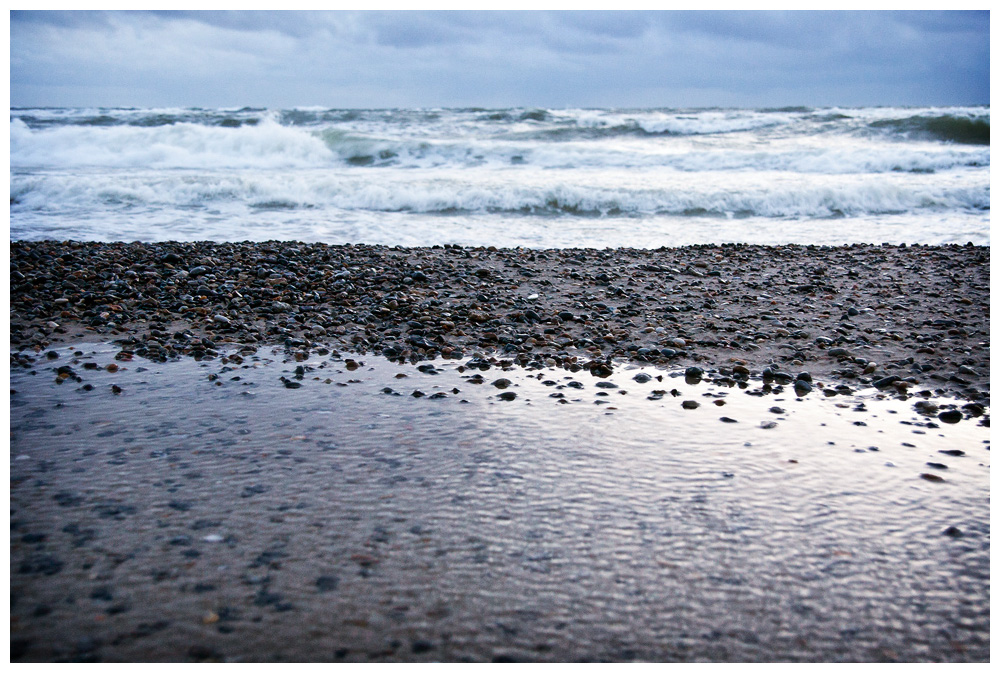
[937,409,963,424]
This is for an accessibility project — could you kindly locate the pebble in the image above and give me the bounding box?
[685,367,704,380]
[937,410,963,424]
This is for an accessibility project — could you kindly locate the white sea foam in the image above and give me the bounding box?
[8,105,990,247]
[10,117,334,169]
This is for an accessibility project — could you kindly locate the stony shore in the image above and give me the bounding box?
[10,240,990,404]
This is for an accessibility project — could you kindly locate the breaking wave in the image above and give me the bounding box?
[10,114,989,174]
[869,114,990,145]
[11,169,988,220]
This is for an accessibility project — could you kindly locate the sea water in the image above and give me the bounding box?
[9,106,990,247]
[9,345,991,661]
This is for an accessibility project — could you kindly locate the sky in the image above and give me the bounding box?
[8,10,991,109]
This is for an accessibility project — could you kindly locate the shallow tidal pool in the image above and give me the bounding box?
[10,343,990,662]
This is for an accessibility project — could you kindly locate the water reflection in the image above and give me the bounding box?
[9,344,989,662]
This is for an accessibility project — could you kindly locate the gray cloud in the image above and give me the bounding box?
[9,10,989,108]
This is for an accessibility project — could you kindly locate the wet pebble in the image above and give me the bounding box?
[937,409,963,424]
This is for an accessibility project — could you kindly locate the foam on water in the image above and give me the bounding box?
[9,105,990,246]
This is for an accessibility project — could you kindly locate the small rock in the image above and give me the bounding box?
[937,409,963,424]
[315,575,340,593]
[873,376,900,389]
[684,366,704,381]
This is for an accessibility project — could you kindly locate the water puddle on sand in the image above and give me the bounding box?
[10,343,990,662]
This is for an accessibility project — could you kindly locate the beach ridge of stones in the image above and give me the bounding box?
[10,240,990,406]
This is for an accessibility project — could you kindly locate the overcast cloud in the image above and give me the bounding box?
[9,10,990,109]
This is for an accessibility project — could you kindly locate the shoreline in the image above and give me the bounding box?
[10,240,990,404]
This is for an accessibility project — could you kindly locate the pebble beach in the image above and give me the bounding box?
[10,240,991,405]
[11,13,993,663]
[9,240,991,662]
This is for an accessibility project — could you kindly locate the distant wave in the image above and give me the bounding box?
[869,115,990,145]
[9,117,334,169]
[10,116,988,174]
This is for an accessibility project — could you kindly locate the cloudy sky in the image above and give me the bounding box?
[9,10,990,109]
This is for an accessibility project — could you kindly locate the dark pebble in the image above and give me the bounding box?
[720,416,737,423]
[19,554,64,576]
[938,409,963,424]
[316,575,340,592]
[873,376,900,389]
[90,586,113,601]
[498,391,517,401]
[685,366,704,380]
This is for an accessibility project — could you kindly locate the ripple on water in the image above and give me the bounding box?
[9,343,990,662]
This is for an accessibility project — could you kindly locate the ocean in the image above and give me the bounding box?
[9,105,990,247]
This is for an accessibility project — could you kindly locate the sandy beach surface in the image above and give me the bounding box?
[9,241,991,662]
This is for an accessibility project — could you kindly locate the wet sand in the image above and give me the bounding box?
[9,344,991,662]
[9,241,991,661]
